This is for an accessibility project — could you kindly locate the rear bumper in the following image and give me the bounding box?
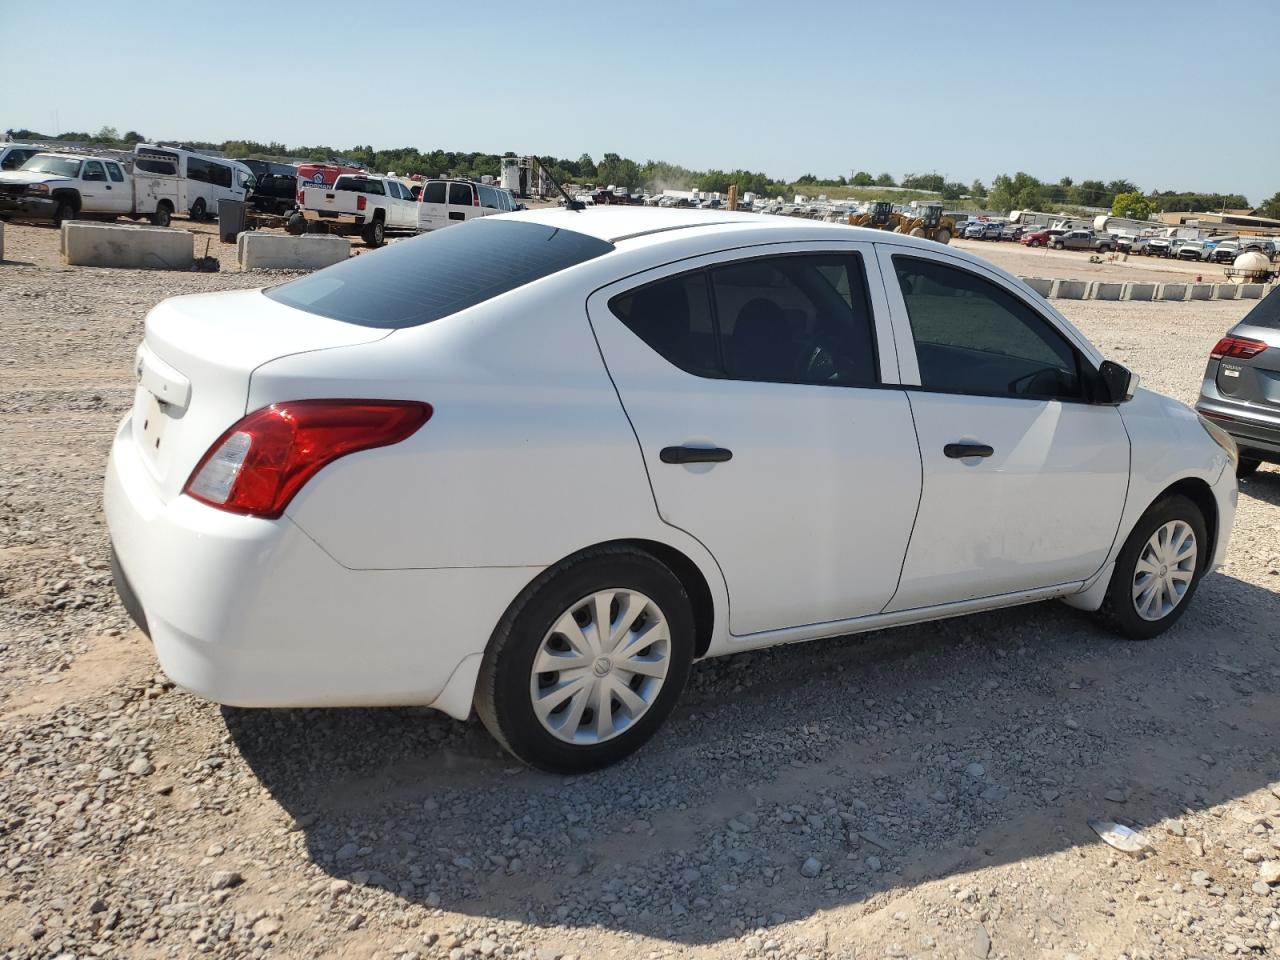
[1196,395,1280,461]
[0,195,58,220]
[104,416,538,714]
[301,210,363,226]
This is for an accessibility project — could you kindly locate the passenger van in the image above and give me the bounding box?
[417,178,516,231]
[132,144,253,221]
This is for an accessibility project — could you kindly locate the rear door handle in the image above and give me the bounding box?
[944,442,994,459]
[660,446,733,465]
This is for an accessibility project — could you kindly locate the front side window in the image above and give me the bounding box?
[893,255,1082,400]
[82,161,106,182]
[448,182,473,206]
[610,253,879,387]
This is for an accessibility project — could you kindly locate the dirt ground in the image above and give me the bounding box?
[2,218,1279,960]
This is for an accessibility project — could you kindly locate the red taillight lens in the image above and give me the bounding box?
[357,195,367,211]
[1210,336,1267,361]
[184,400,432,519]
[473,189,479,207]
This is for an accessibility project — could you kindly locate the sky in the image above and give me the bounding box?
[2,0,1276,204]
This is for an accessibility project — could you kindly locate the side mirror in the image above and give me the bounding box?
[1097,359,1139,404]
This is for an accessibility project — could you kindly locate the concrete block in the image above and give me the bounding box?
[61,221,193,269]
[1125,282,1156,301]
[1021,277,1054,297]
[1157,283,1188,301]
[1092,281,1125,301]
[237,233,349,271]
[1188,283,1214,301]
[1239,284,1266,299]
[1213,284,1239,300]
[1054,279,1089,299]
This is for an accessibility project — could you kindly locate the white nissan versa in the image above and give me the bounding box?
[105,208,1239,772]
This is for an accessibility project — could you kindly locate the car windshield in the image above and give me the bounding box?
[22,155,82,177]
[265,220,614,329]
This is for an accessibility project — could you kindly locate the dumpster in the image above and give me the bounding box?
[217,199,248,243]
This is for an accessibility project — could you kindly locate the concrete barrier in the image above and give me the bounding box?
[1157,283,1188,301]
[61,222,193,269]
[1092,282,1125,301]
[1213,284,1239,300]
[1054,279,1089,299]
[237,233,350,271]
[1125,282,1156,301]
[1021,277,1054,297]
[1188,283,1214,301]
[1239,284,1266,299]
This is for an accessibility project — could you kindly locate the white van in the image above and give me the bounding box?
[132,144,253,221]
[417,178,515,231]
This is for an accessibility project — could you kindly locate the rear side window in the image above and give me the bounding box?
[611,273,720,377]
[106,162,125,182]
[265,220,614,328]
[478,185,500,208]
[893,255,1082,400]
[423,181,446,203]
[448,182,473,205]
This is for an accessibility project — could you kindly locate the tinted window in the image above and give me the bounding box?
[83,161,106,182]
[187,156,210,183]
[386,181,404,200]
[423,181,446,204]
[711,255,878,386]
[448,182,472,205]
[1238,285,1280,330]
[265,220,614,329]
[335,177,385,195]
[611,273,720,377]
[135,156,177,175]
[208,161,233,189]
[105,162,124,182]
[478,185,500,209]
[2,149,35,170]
[893,256,1082,400]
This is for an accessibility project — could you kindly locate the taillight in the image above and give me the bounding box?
[473,189,479,207]
[184,400,432,519]
[1210,336,1267,361]
[357,195,367,211]
[297,188,304,204]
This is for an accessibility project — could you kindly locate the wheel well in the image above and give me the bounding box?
[609,539,716,658]
[51,189,79,210]
[157,199,173,211]
[372,209,386,221]
[1155,477,1218,570]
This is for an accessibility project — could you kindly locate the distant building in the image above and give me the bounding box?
[1157,210,1280,236]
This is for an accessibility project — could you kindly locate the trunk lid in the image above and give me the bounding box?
[1215,314,1280,406]
[129,289,391,501]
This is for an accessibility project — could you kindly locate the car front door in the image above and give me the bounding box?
[588,243,923,638]
[79,160,109,210]
[877,246,1130,611]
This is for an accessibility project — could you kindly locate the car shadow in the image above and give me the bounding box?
[1239,467,1280,508]
[225,570,1280,948]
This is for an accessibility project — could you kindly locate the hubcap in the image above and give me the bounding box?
[530,589,671,745]
[1132,520,1197,622]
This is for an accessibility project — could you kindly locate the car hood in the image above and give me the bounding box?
[0,170,70,187]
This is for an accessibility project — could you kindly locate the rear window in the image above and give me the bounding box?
[448,182,473,205]
[423,181,446,203]
[264,220,614,329]
[335,177,385,195]
[1240,287,1280,331]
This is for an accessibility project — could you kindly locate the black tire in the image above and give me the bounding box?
[305,220,326,235]
[1096,494,1208,641]
[54,200,76,226]
[150,203,172,228]
[285,212,305,236]
[1053,241,1064,250]
[190,198,207,222]
[1237,457,1262,478]
[474,545,695,773]
[1029,239,1041,247]
[362,218,385,247]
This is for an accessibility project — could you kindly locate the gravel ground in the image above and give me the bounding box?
[2,221,1280,960]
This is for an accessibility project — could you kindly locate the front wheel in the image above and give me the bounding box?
[1029,239,1041,247]
[54,201,76,226]
[1097,495,1207,641]
[475,546,695,773]
[1053,241,1064,250]
[934,227,951,245]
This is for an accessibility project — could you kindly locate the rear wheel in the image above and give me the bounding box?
[934,227,951,245]
[1238,457,1262,478]
[361,218,385,247]
[1097,495,1207,640]
[1029,239,1041,247]
[149,203,172,228]
[475,546,695,773]
[909,227,926,238]
[1053,241,1064,250]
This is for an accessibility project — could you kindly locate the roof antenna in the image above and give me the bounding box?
[539,161,584,211]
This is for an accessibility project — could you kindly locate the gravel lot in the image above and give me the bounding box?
[2,220,1280,960]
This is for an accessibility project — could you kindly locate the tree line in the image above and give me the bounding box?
[7,126,1276,216]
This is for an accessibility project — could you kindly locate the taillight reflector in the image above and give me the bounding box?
[1210,335,1267,361]
[357,195,367,211]
[184,400,432,519]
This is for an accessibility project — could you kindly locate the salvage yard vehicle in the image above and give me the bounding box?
[0,152,182,226]
[0,142,42,172]
[132,144,253,222]
[417,178,516,231]
[104,208,1239,772]
[1020,228,1064,248]
[1147,236,1174,258]
[1177,240,1208,261]
[301,173,418,246]
[1196,288,1280,477]
[1116,235,1149,255]
[242,159,299,215]
[1211,241,1239,264]
[1052,229,1114,252]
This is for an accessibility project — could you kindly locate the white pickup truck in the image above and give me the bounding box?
[0,152,182,226]
[301,174,418,247]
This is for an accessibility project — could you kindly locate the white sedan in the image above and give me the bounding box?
[105,208,1239,772]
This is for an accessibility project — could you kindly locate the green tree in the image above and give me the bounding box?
[900,173,945,192]
[95,125,119,142]
[874,172,896,186]
[576,153,597,180]
[1259,191,1280,219]
[970,179,986,198]
[1111,191,1154,220]
[121,130,145,144]
[850,170,874,186]
[940,181,965,201]
[987,172,1047,212]
[1072,179,1109,206]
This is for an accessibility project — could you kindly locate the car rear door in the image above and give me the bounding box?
[101,162,133,214]
[877,244,1130,610]
[448,181,475,224]
[587,241,923,638]
[418,180,447,230]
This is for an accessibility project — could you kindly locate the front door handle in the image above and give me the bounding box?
[660,446,733,465]
[944,442,994,459]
